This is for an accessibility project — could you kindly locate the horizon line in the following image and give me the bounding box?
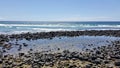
[0,20,120,22]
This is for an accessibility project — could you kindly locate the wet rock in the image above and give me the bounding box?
[2,49,6,53]
[0,51,3,58]
[114,61,120,66]
[92,58,102,64]
[23,43,28,47]
[59,37,61,39]
[85,64,93,68]
[5,60,9,63]
[49,37,53,40]
[57,48,60,50]
[0,59,3,64]
[19,53,25,56]
[91,56,97,60]
[4,55,8,58]
[18,45,22,51]
[103,60,110,64]
[30,48,33,51]
[111,56,120,59]
[33,58,39,63]
[96,50,101,54]
[0,43,4,47]
[3,44,12,50]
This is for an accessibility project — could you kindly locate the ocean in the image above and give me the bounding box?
[0,21,120,34]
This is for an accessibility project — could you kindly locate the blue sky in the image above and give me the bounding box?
[0,0,120,21]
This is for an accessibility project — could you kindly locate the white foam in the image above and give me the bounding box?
[32,28,72,31]
[0,23,120,34]
[0,24,120,28]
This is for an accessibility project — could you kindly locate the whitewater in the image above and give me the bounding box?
[0,21,120,34]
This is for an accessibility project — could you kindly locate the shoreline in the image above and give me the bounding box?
[0,30,120,67]
[0,30,120,42]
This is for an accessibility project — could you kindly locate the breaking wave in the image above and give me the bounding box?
[0,24,120,28]
[0,22,120,34]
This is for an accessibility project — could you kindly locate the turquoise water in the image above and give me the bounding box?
[0,21,120,34]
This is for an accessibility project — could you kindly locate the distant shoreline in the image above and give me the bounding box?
[0,30,120,42]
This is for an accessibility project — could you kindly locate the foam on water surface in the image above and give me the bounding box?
[0,21,120,34]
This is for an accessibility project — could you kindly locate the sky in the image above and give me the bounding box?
[0,0,120,21]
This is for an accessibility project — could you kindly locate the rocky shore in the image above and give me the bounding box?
[0,30,120,42]
[0,30,120,68]
[0,40,120,68]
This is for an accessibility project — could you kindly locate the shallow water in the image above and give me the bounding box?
[1,36,119,55]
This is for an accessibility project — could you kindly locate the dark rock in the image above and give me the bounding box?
[85,64,93,68]
[18,45,22,51]
[104,60,110,64]
[91,56,97,60]
[23,43,28,47]
[5,60,9,63]
[114,61,120,66]
[92,58,102,64]
[96,50,101,54]
[49,37,53,40]
[59,37,61,39]
[0,59,3,64]
[30,48,33,51]
[19,53,25,56]
[8,60,13,65]
[57,48,60,50]
[0,51,3,58]
[4,55,8,58]
[2,49,6,53]
[111,56,120,59]
[3,44,11,50]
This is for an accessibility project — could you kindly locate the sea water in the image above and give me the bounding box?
[0,21,120,55]
[0,21,120,34]
[2,36,119,55]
